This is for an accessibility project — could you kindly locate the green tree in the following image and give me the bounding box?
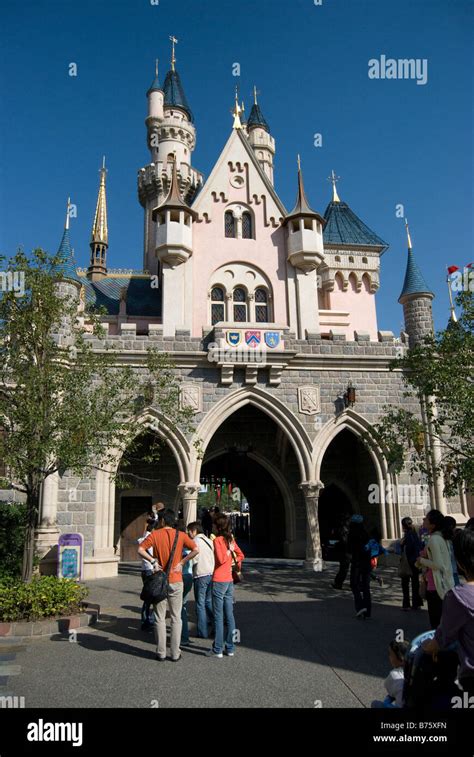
[372,291,473,498]
[0,249,195,581]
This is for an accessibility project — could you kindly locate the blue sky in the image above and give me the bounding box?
[0,0,472,331]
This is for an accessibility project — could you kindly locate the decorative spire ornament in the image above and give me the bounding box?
[327,170,341,203]
[169,35,178,71]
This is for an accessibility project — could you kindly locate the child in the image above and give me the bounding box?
[371,640,410,708]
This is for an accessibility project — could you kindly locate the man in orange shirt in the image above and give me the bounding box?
[138,509,198,661]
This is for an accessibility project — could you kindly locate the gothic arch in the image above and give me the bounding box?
[191,387,312,483]
[312,409,393,538]
[203,446,297,544]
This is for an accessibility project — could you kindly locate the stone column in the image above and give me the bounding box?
[300,480,324,572]
[178,483,201,525]
[35,472,60,559]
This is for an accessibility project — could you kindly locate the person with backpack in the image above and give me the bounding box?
[138,509,198,662]
[399,517,424,611]
[187,522,215,639]
[347,514,372,619]
[137,517,158,631]
[416,509,455,629]
[422,528,474,696]
[207,514,244,658]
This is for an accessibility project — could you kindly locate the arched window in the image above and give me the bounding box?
[233,287,247,322]
[225,211,235,238]
[242,211,253,239]
[255,288,269,322]
[211,286,225,325]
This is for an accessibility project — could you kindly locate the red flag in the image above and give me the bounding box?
[466,263,473,269]
[447,266,459,275]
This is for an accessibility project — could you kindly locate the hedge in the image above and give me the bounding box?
[0,502,27,578]
[0,575,88,622]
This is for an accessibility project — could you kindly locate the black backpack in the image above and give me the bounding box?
[140,530,180,604]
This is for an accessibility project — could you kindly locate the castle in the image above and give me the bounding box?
[33,43,469,579]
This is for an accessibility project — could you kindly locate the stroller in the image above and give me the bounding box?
[403,631,460,710]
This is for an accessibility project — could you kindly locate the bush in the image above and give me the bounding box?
[0,502,27,578]
[0,575,89,622]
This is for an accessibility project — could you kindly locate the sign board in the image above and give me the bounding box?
[58,533,84,580]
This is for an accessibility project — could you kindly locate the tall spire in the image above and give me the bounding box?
[328,170,341,203]
[65,196,71,229]
[170,35,178,71]
[232,85,243,129]
[87,158,108,280]
[399,219,433,302]
[55,197,80,283]
[91,157,108,246]
[286,156,321,219]
[247,86,269,132]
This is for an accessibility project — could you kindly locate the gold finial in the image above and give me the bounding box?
[405,218,413,250]
[91,157,108,245]
[170,35,178,71]
[231,85,243,129]
[328,170,341,202]
[65,196,71,230]
[297,154,301,171]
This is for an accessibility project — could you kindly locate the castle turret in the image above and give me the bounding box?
[146,59,164,155]
[87,159,108,281]
[152,158,197,336]
[398,220,434,348]
[283,158,325,338]
[247,87,275,184]
[53,198,82,346]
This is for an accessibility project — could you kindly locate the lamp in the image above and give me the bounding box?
[343,382,356,407]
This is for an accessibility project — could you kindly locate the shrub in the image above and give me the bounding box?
[0,575,89,622]
[0,502,27,578]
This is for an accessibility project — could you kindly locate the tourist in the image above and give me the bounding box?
[371,639,410,708]
[465,518,474,531]
[207,514,244,658]
[416,510,455,629]
[444,516,461,586]
[422,528,474,695]
[399,517,424,611]
[367,527,387,587]
[137,508,199,662]
[136,517,157,631]
[347,514,372,619]
[187,522,215,638]
[180,545,194,646]
[201,508,213,537]
[332,514,350,590]
[148,501,165,522]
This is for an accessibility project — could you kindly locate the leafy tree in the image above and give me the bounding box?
[0,249,195,581]
[372,291,473,498]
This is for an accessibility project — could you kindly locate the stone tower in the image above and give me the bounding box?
[398,220,434,347]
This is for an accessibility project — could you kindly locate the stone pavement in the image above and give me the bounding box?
[1,562,432,708]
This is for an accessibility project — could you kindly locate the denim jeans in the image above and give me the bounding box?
[194,575,214,638]
[180,574,194,643]
[212,581,235,654]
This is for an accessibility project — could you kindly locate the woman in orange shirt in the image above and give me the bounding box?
[207,514,244,658]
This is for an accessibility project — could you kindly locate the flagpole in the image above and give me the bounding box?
[446,266,458,323]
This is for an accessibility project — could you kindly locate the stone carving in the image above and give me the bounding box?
[179,384,202,413]
[298,386,321,415]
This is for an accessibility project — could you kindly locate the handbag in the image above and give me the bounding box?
[230,549,242,584]
[398,550,413,578]
[140,530,180,604]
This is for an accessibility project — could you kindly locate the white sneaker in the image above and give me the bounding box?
[225,651,235,657]
[205,649,223,658]
[356,608,367,618]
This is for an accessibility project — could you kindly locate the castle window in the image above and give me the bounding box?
[233,287,247,322]
[349,256,354,263]
[304,218,313,231]
[362,257,368,264]
[242,212,253,239]
[211,287,225,325]
[335,255,341,262]
[225,211,235,238]
[255,288,269,322]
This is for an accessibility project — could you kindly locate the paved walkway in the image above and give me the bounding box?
[1,562,432,708]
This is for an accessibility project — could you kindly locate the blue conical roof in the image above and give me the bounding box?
[163,69,193,122]
[55,227,80,283]
[147,73,162,95]
[399,248,433,301]
[247,102,269,132]
[323,200,388,250]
